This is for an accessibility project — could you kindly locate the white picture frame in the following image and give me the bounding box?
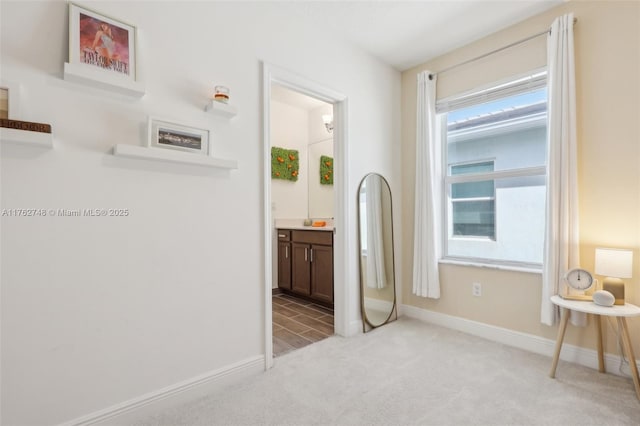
[0,80,21,120]
[68,2,137,80]
[148,117,210,156]
[64,2,144,96]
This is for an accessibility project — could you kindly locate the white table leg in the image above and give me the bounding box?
[550,307,570,378]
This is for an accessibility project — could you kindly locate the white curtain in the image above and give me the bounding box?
[365,178,387,289]
[541,13,583,326]
[412,71,441,298]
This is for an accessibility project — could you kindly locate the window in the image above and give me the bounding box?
[439,71,547,267]
[451,161,495,239]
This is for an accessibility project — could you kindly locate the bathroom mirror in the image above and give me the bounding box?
[357,173,397,332]
[308,137,334,219]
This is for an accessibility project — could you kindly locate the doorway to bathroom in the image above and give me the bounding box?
[262,63,349,367]
[269,84,335,357]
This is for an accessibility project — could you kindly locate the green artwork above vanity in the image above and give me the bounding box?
[271,146,299,181]
[320,155,333,185]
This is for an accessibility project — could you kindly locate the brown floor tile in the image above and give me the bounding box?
[272,293,334,357]
[299,328,331,342]
[316,314,334,326]
[273,312,312,334]
[279,294,314,305]
[273,336,296,356]
[273,304,300,318]
[309,304,334,315]
[274,328,313,349]
[285,303,326,319]
[293,314,334,335]
[273,296,293,307]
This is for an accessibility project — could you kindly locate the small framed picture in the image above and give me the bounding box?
[68,2,137,81]
[0,81,20,120]
[148,117,210,155]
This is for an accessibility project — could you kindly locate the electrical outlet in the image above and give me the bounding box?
[472,282,482,297]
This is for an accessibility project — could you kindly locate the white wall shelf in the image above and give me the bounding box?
[113,144,238,169]
[1,127,53,148]
[64,62,146,98]
[204,100,237,119]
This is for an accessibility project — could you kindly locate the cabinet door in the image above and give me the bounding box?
[277,242,291,290]
[291,243,311,295]
[311,244,333,303]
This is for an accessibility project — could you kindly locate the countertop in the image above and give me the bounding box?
[275,218,334,232]
[277,225,334,232]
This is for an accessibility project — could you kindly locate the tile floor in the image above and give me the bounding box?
[272,293,334,357]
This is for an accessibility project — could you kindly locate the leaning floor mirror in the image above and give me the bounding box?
[357,173,397,333]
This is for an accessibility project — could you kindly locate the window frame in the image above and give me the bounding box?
[449,159,496,240]
[438,69,548,269]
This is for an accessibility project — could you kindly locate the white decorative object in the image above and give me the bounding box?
[204,100,237,119]
[214,85,229,103]
[593,290,615,307]
[148,117,209,155]
[0,127,53,148]
[64,63,145,97]
[113,144,237,169]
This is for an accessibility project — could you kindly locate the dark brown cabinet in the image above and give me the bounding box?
[277,230,291,290]
[277,228,333,306]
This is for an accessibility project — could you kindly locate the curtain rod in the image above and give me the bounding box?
[429,17,577,80]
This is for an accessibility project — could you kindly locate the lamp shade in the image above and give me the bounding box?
[595,248,633,279]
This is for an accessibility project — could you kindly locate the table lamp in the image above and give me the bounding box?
[595,248,633,305]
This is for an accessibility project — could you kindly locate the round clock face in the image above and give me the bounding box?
[564,268,594,291]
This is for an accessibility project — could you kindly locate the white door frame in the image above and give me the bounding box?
[262,62,350,369]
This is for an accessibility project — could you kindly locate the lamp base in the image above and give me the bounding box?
[602,277,625,305]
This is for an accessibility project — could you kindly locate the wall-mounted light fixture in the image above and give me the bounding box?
[322,114,334,133]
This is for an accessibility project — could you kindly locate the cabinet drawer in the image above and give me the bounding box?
[277,229,291,241]
[292,230,332,245]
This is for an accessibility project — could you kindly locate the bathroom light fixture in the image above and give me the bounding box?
[322,114,334,133]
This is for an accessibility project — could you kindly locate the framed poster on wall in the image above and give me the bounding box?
[68,2,137,80]
[64,2,144,96]
[148,117,210,156]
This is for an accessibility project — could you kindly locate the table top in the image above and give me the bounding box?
[551,295,640,317]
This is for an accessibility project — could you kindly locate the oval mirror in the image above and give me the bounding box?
[357,173,397,332]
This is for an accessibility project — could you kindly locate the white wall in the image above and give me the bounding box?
[0,1,400,424]
[270,100,309,219]
[308,104,334,219]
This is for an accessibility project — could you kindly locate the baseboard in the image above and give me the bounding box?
[59,355,265,426]
[399,304,639,377]
[348,319,363,336]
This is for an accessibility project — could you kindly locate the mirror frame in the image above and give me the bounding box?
[357,173,398,333]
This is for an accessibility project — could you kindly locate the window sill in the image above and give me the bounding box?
[438,258,542,275]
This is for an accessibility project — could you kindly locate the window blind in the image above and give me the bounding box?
[436,69,547,114]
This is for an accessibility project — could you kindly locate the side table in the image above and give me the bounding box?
[549,295,640,401]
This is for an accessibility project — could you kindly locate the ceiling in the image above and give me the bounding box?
[289,0,563,71]
[271,1,564,110]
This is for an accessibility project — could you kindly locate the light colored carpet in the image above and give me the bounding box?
[136,317,639,425]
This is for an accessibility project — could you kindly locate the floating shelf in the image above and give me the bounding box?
[64,62,146,98]
[113,144,238,169]
[1,127,53,148]
[204,100,237,119]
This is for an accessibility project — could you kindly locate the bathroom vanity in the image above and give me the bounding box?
[277,228,333,306]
